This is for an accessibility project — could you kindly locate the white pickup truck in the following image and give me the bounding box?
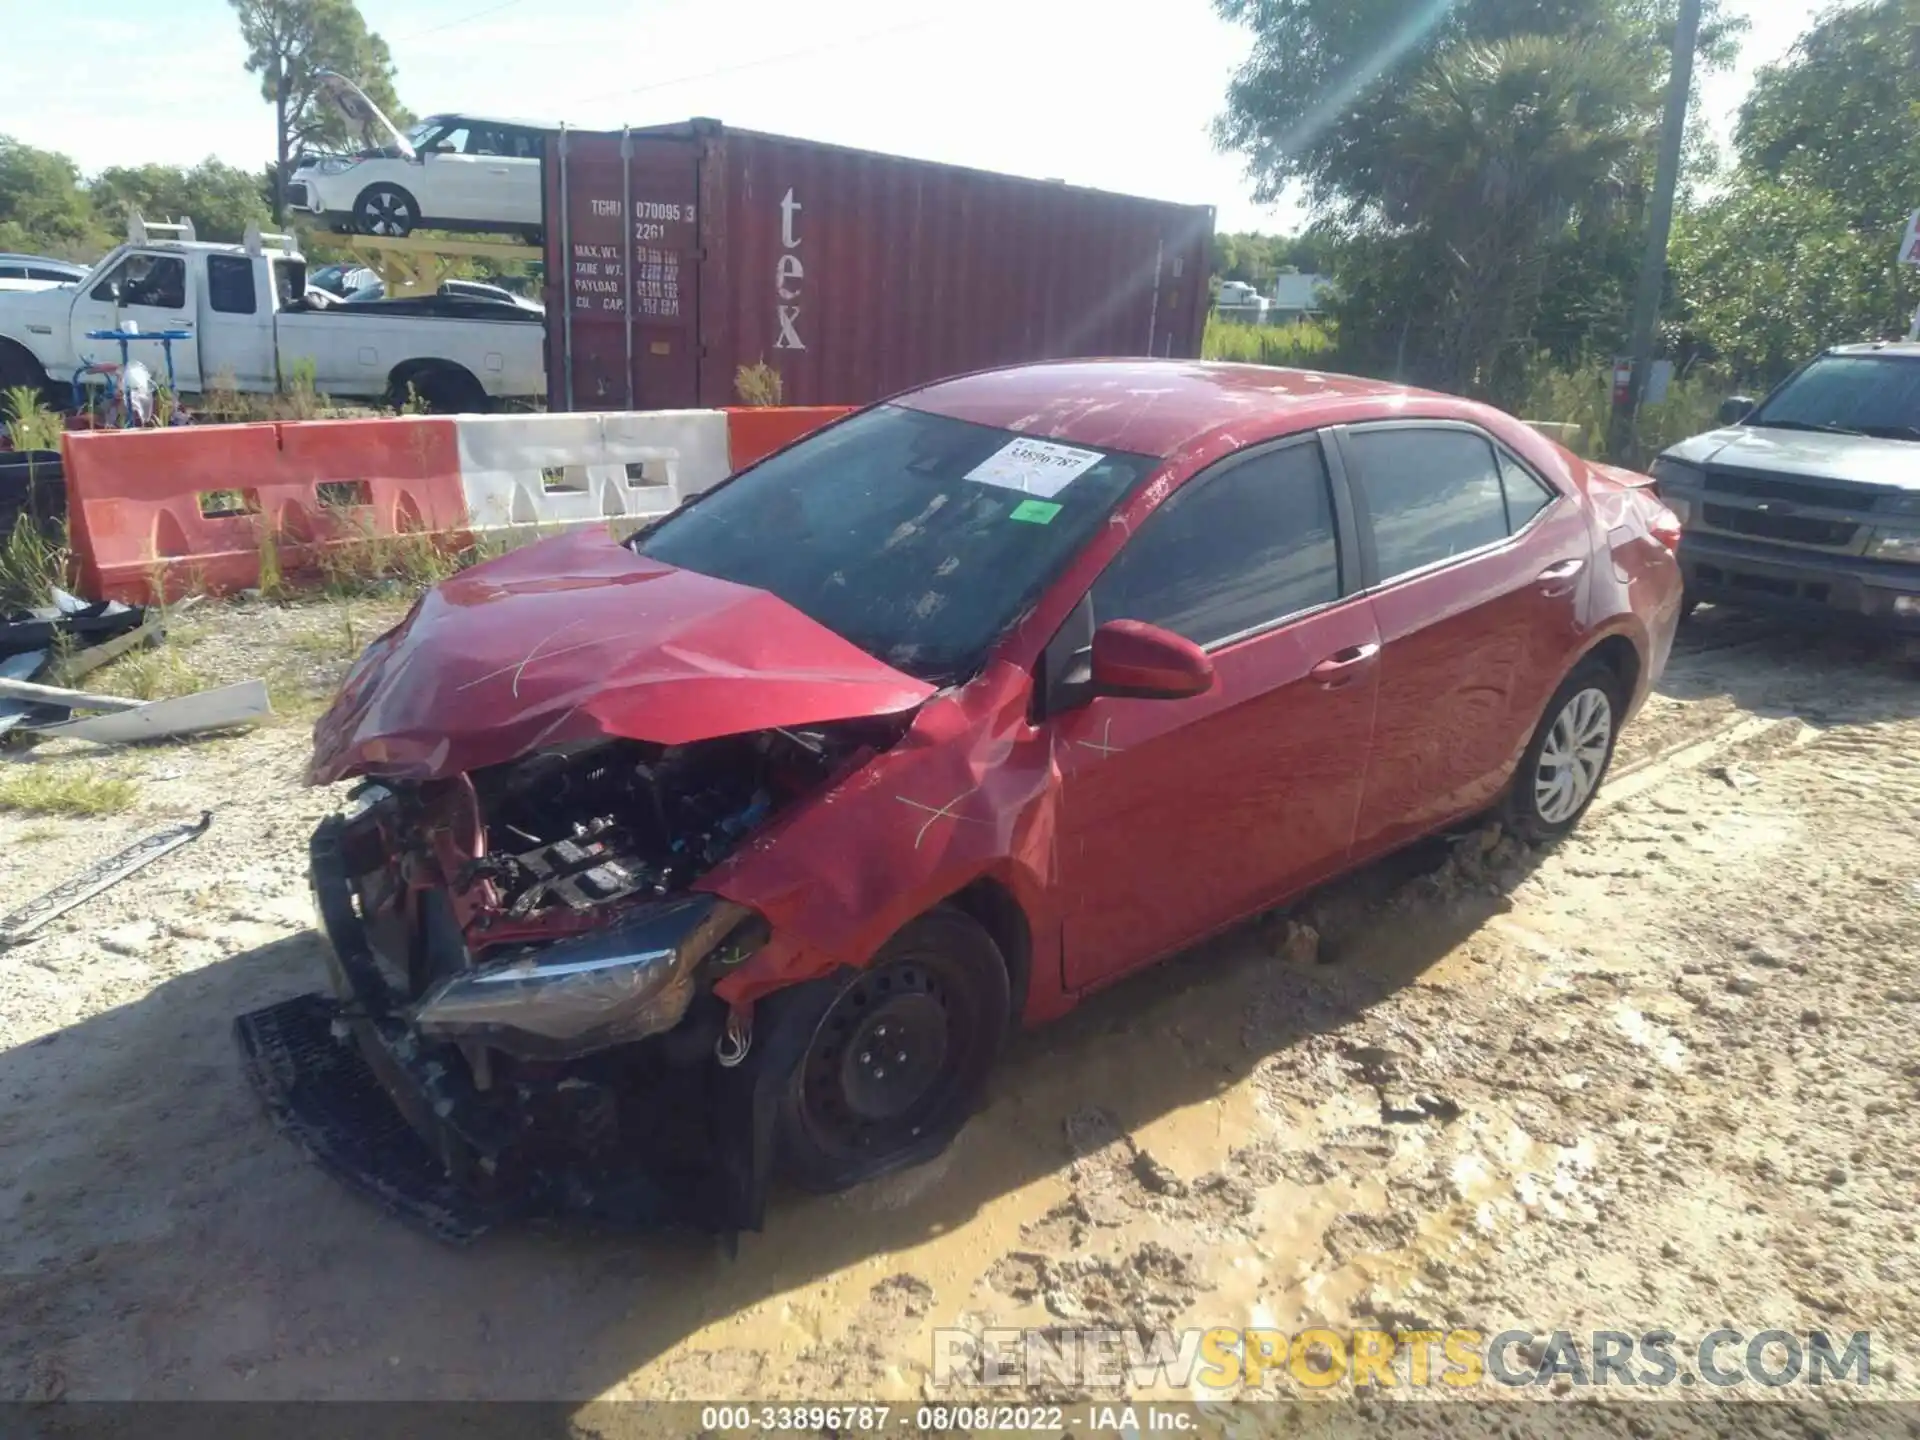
[0,218,545,412]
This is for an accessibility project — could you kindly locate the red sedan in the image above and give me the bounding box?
[241,361,1683,1239]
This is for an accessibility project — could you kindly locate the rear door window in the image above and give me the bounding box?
[206,255,257,314]
[1091,440,1342,648]
[1344,427,1511,582]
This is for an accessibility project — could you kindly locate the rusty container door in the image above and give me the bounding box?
[544,130,701,411]
[694,126,1216,408]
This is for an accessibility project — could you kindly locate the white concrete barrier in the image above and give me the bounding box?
[602,410,732,504]
[453,411,732,534]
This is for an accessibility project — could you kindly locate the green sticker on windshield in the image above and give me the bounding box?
[1009,498,1063,525]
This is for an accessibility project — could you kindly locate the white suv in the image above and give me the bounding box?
[287,74,553,241]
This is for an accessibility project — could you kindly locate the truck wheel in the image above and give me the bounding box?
[392,364,486,414]
[353,183,418,237]
[775,906,1010,1194]
[0,341,45,397]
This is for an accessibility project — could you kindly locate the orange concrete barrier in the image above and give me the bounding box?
[275,417,468,551]
[64,408,858,604]
[66,424,285,603]
[723,406,855,472]
[64,418,463,603]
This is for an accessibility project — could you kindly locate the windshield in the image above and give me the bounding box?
[635,405,1160,684]
[1748,354,1920,441]
[404,119,447,147]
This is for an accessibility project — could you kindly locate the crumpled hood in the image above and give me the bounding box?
[309,530,935,785]
[1663,426,1920,491]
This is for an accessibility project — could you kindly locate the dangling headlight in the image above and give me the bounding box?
[412,896,769,1060]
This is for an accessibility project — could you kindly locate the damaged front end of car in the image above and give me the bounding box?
[234,533,938,1241]
[239,719,903,1242]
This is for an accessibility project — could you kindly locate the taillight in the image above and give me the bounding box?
[1648,501,1683,554]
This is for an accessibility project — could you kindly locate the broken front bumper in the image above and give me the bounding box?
[234,816,801,1243]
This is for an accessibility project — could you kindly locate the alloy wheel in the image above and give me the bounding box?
[361,192,413,236]
[1533,685,1613,824]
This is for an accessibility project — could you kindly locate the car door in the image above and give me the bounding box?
[196,254,275,392]
[1335,422,1591,858]
[69,251,202,391]
[1049,434,1381,992]
[417,123,484,222]
[494,126,545,226]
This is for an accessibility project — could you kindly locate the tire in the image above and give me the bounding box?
[776,906,1010,1194]
[392,364,486,414]
[352,183,419,237]
[1502,659,1625,845]
[0,340,45,396]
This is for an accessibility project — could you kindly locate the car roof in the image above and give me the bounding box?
[896,358,1444,460]
[1827,341,1920,358]
[0,253,85,269]
[420,112,560,132]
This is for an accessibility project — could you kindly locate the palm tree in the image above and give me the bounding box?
[1383,35,1657,397]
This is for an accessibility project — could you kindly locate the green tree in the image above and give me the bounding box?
[1736,0,1920,236]
[229,0,409,222]
[1671,179,1910,382]
[1668,0,1920,383]
[1382,35,1656,393]
[1213,0,1744,397]
[0,137,104,258]
[89,159,275,245]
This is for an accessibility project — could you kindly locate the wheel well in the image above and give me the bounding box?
[944,878,1032,1025]
[0,336,48,390]
[388,360,481,412]
[355,179,416,207]
[1586,633,1641,706]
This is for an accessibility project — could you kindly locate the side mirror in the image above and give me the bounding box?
[1089,619,1214,701]
[1718,396,1756,426]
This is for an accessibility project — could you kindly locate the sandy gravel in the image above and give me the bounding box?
[1,598,1915,1426]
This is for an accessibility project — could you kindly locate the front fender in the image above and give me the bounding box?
[706,661,1058,1004]
[0,292,73,380]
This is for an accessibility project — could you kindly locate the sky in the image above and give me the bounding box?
[0,0,1826,234]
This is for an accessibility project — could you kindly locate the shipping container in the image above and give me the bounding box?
[541,120,1215,412]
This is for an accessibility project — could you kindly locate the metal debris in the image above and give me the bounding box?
[25,679,272,743]
[0,811,212,949]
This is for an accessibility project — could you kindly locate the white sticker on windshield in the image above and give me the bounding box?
[964,437,1106,499]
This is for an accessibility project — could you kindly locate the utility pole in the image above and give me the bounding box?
[1610,0,1702,462]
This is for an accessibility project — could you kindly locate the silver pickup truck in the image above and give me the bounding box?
[1651,343,1920,654]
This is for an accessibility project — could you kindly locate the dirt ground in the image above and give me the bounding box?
[1,598,1916,1421]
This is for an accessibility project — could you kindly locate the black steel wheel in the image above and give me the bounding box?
[353,183,418,237]
[777,907,1009,1193]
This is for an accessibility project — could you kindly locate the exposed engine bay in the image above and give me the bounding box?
[233,716,910,1240]
[460,724,853,923]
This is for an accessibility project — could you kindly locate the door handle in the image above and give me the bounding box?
[1536,558,1586,596]
[1311,642,1380,688]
